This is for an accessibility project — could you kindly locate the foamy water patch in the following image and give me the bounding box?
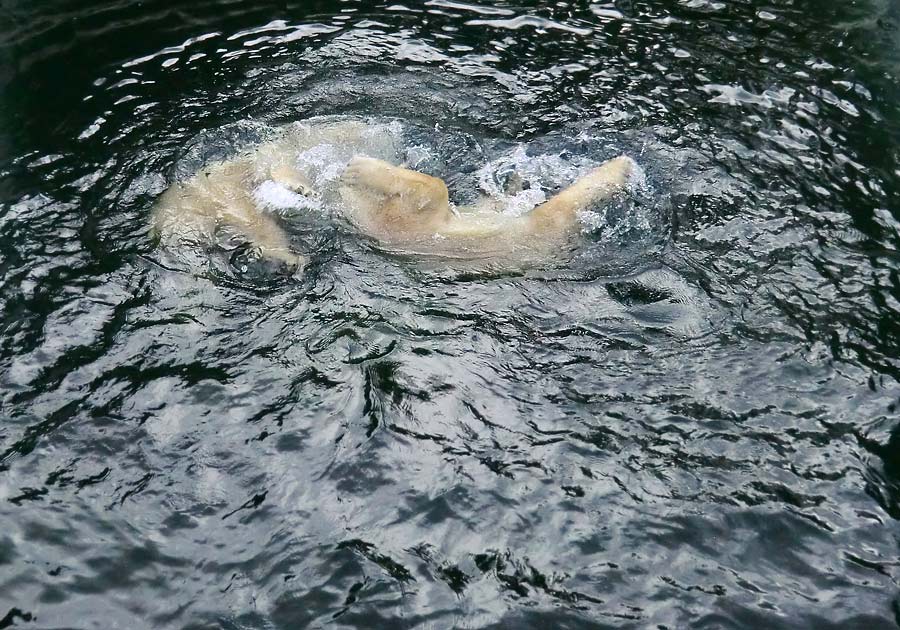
[253,180,321,211]
[295,143,349,188]
[475,144,596,216]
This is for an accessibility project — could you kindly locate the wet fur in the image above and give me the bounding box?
[152,120,633,268]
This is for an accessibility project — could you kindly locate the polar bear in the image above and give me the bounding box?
[152,118,634,268]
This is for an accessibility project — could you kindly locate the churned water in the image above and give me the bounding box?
[1,0,899,627]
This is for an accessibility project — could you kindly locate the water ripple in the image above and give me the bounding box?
[1,0,899,627]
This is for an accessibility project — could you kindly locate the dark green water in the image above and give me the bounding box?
[2,0,900,628]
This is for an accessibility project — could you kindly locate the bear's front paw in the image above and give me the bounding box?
[270,164,314,196]
[341,156,394,191]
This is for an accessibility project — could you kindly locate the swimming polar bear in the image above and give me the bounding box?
[152,118,635,268]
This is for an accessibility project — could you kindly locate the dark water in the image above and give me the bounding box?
[2,0,900,627]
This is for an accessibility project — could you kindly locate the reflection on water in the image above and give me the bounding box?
[1,0,899,628]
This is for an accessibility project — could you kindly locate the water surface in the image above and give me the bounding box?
[1,0,900,628]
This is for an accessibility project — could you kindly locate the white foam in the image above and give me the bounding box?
[504,188,547,216]
[363,119,403,139]
[295,143,349,187]
[576,206,610,232]
[474,144,595,216]
[405,144,436,169]
[253,180,320,211]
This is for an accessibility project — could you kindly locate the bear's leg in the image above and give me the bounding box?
[341,156,450,216]
[526,156,633,234]
[219,199,306,268]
